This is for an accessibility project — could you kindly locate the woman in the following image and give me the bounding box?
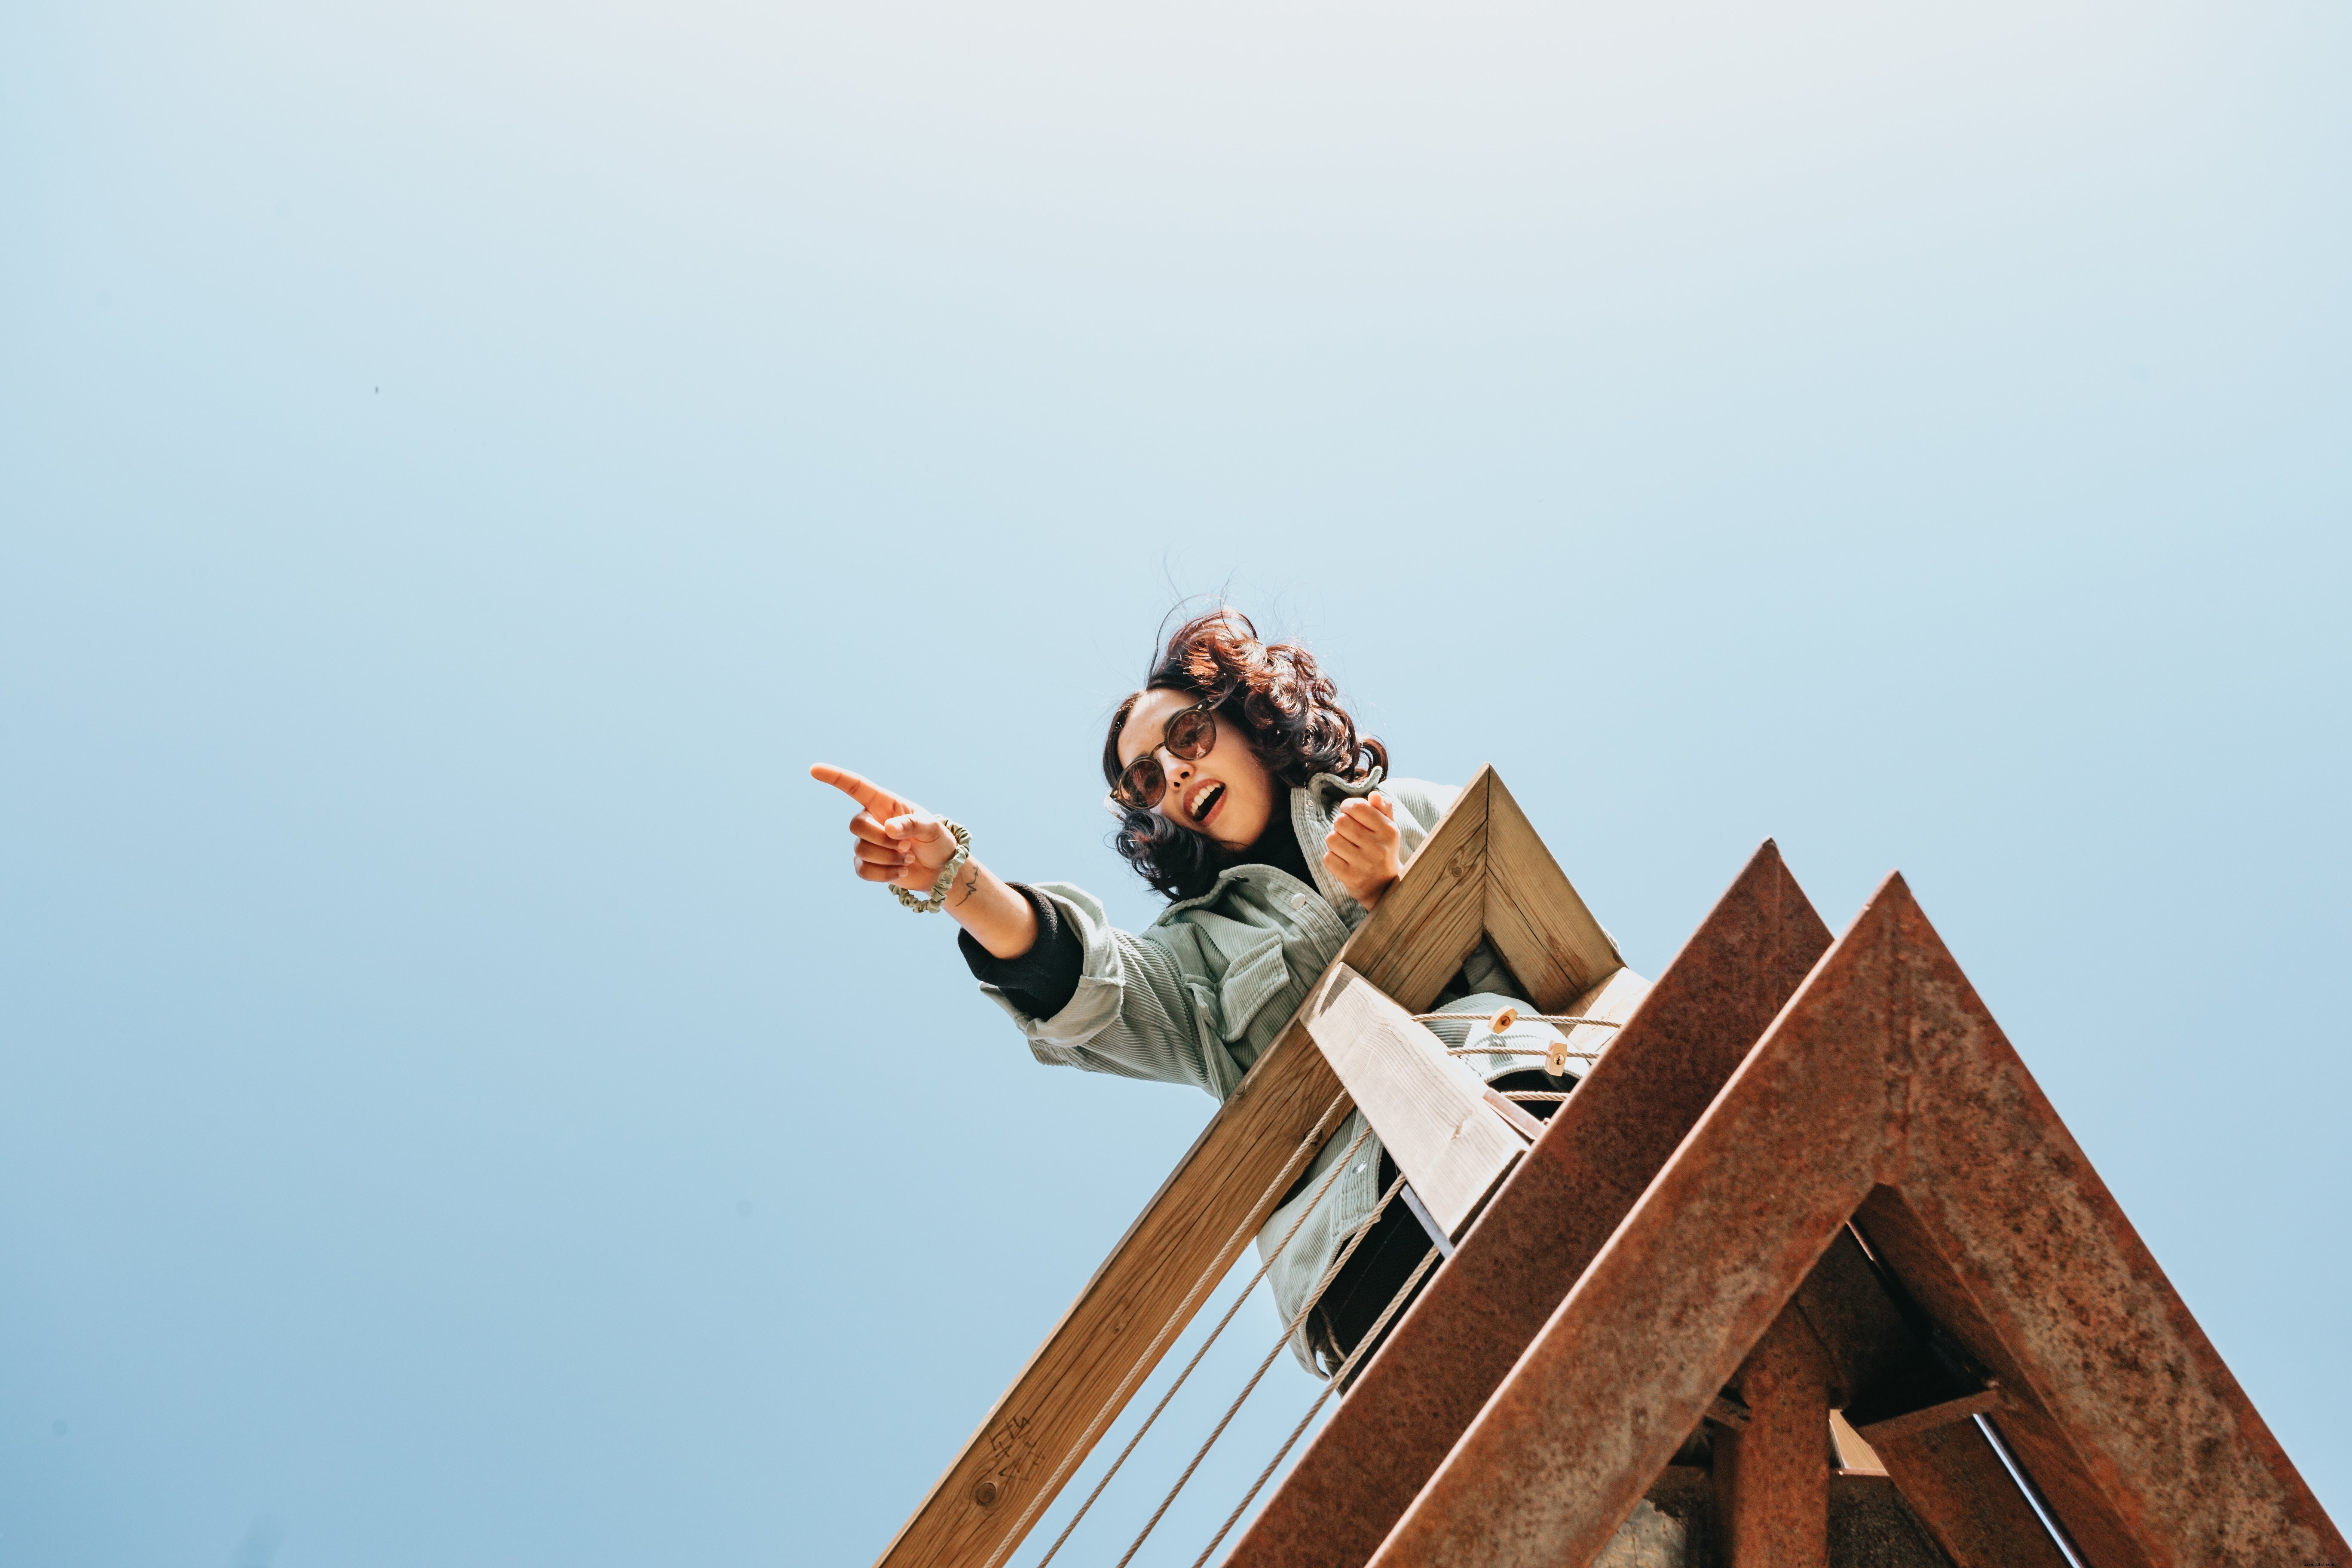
[811,609,1577,1378]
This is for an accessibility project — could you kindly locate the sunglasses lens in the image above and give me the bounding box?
[1118,757,1166,809]
[1168,707,1216,760]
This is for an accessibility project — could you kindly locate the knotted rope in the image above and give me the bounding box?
[1411,1009,1623,1031]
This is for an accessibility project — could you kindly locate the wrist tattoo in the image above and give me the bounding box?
[950,863,980,907]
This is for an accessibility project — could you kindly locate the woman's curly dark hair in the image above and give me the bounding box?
[1102,609,1387,901]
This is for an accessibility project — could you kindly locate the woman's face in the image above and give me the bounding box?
[1117,688,1278,850]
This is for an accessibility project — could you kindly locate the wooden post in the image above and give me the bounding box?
[1715,1303,1832,1568]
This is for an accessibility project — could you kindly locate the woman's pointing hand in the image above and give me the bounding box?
[810,764,964,894]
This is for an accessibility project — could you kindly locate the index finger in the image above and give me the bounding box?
[809,763,910,818]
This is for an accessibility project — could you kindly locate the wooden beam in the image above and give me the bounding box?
[868,768,1494,1568]
[1303,963,1528,1238]
[1828,1411,1886,1475]
[1557,965,1651,1068]
[1481,771,1619,1013]
[1481,1086,1548,1141]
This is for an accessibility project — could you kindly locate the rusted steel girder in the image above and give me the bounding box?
[1715,1304,1833,1568]
[1366,874,2348,1568]
[1792,1227,2071,1568]
[1872,1419,2072,1568]
[1225,841,1834,1568]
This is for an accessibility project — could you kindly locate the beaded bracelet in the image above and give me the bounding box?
[892,820,971,913]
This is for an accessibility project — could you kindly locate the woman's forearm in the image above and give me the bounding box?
[946,858,1040,959]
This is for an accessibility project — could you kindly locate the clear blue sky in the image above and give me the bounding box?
[4,1,2346,1563]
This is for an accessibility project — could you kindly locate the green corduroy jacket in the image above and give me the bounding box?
[975,771,1591,1375]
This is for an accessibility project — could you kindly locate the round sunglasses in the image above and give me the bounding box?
[1113,699,1219,810]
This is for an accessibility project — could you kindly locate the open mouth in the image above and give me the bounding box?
[1185,779,1226,825]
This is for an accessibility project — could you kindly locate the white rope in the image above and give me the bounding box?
[976,1088,1357,1568]
[1110,1167,1415,1568]
[1446,1045,1602,1059]
[1186,1243,1445,1568]
[1499,1090,1573,1102]
[1030,1116,1375,1568]
[1411,1012,1622,1029]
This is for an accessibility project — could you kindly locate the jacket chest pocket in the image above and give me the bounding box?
[1216,933,1295,1044]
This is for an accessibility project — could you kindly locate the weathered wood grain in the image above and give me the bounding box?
[1304,963,1528,1238]
[1482,772,1619,1014]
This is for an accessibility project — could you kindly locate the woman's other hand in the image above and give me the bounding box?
[810,764,965,894]
[1324,792,1403,911]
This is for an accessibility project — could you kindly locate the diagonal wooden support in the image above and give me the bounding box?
[1481,775,1621,1011]
[871,769,1536,1568]
[1225,839,1832,1568]
[1366,874,2350,1568]
[1301,963,1528,1238]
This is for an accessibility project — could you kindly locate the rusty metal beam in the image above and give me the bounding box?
[1851,1183,2149,1568]
[1853,1389,2000,1444]
[1716,1303,1833,1568]
[1871,1419,2073,1568]
[1790,1228,2070,1568]
[1225,840,1834,1568]
[1365,874,2349,1568]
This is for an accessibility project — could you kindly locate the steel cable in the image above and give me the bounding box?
[975,1087,1357,1568]
[1029,1115,1374,1568]
[1109,1167,1416,1568]
[1186,1242,1445,1568]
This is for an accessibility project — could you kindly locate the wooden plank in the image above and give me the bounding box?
[870,766,1496,1568]
[1558,965,1651,1067]
[1481,1086,1547,1141]
[1828,1411,1886,1476]
[1481,771,1620,1013]
[1304,964,1528,1238]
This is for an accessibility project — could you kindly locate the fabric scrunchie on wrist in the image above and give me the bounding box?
[892,821,971,913]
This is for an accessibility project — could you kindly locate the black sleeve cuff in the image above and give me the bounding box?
[959,882,1084,1019]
